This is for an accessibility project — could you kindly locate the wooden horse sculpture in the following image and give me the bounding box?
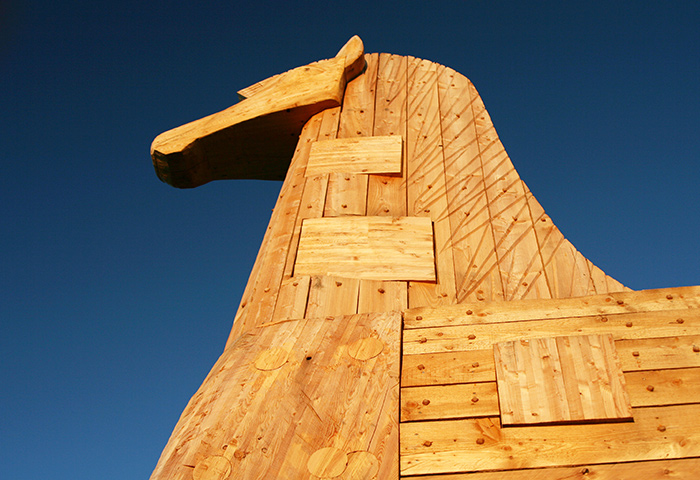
[149,36,700,480]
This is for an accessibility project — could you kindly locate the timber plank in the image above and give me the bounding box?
[403,308,700,355]
[404,335,700,388]
[306,135,402,176]
[324,53,378,217]
[305,276,360,319]
[437,66,503,304]
[227,112,323,341]
[400,404,700,475]
[406,57,457,308]
[295,216,435,281]
[360,53,410,313]
[401,367,700,422]
[404,285,700,329]
[400,457,700,480]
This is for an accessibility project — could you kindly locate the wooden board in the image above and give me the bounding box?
[404,308,700,355]
[400,457,700,480]
[404,285,700,329]
[400,404,700,475]
[150,312,400,480]
[494,334,631,425]
[306,135,403,176]
[403,335,700,388]
[294,216,435,281]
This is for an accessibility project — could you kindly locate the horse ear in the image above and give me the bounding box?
[336,35,366,82]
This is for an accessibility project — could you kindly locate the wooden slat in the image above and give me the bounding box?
[273,107,340,321]
[404,308,700,355]
[400,457,700,480]
[324,53,378,217]
[400,404,700,475]
[404,285,700,329]
[306,135,402,176]
[437,66,504,304]
[404,335,700,388]
[227,112,323,342]
[401,367,700,422]
[469,81,550,300]
[495,334,632,425]
[295,216,435,281]
[359,53,410,314]
[406,57,457,308]
[305,275,360,319]
[152,312,400,480]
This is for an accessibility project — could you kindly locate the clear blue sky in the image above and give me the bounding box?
[2,1,698,478]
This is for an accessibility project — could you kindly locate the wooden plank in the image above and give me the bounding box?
[152,311,400,480]
[273,107,340,321]
[400,404,700,475]
[401,367,700,422]
[306,135,402,176]
[468,81,550,300]
[437,66,504,304]
[402,350,495,387]
[227,112,323,342]
[404,285,700,329]
[360,53,410,314]
[305,275,360,319]
[404,335,700,388]
[295,216,435,281]
[406,57,457,308]
[494,334,631,425]
[324,53,378,217]
[404,308,700,355]
[400,457,700,480]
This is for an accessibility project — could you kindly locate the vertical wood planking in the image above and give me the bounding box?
[469,81,550,300]
[406,57,457,308]
[437,66,504,303]
[272,107,340,321]
[227,113,323,343]
[359,53,409,313]
[524,186,597,298]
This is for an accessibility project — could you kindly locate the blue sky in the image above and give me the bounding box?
[2,1,699,478]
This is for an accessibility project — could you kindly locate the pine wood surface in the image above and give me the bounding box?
[150,311,400,480]
[400,457,700,480]
[306,135,403,176]
[400,404,700,476]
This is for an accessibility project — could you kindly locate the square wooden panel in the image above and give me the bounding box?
[305,135,403,176]
[294,216,435,281]
[494,334,632,425]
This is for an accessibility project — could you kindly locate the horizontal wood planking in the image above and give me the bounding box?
[400,457,700,480]
[404,308,700,355]
[306,135,403,176]
[400,404,700,475]
[402,335,700,387]
[295,216,436,281]
[401,367,700,422]
[404,285,700,329]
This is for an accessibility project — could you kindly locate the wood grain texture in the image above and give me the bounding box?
[406,57,457,308]
[400,404,700,475]
[404,285,700,329]
[306,135,402,176]
[404,308,700,355]
[150,312,400,480]
[400,457,700,480]
[295,216,435,281]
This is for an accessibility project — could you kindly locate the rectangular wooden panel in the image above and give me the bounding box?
[400,404,700,476]
[306,135,403,176]
[494,334,632,425]
[295,216,435,281]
